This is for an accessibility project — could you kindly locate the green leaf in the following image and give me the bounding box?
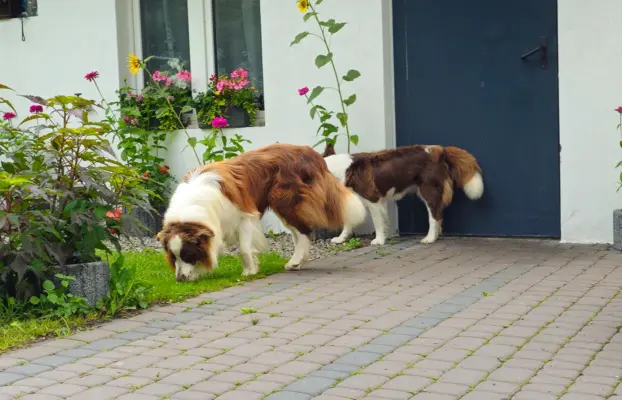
[343,69,361,82]
[290,31,310,46]
[307,86,325,104]
[316,0,323,4]
[29,296,40,305]
[188,137,197,148]
[303,12,317,22]
[315,53,333,69]
[61,281,69,288]
[343,94,356,106]
[337,112,348,127]
[317,123,338,136]
[43,280,55,291]
[328,22,346,34]
[48,293,59,304]
[94,205,109,218]
[349,134,359,145]
[0,84,13,91]
[180,105,193,114]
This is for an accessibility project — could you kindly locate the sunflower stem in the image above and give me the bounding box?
[309,2,352,153]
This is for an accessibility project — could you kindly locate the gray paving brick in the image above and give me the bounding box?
[357,344,395,354]
[0,372,26,385]
[55,349,98,358]
[32,355,75,367]
[5,363,51,376]
[335,351,380,367]
[82,339,129,351]
[39,384,86,397]
[283,376,336,396]
[369,333,412,347]
[265,392,312,400]
[403,317,442,329]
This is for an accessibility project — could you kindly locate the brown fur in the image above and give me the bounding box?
[181,143,352,235]
[157,222,215,277]
[336,144,481,223]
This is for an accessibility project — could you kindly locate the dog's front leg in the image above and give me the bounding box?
[239,218,259,276]
[285,229,311,271]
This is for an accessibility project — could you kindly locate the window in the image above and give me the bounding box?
[139,0,192,85]
[212,0,264,109]
[130,0,265,113]
[0,0,36,19]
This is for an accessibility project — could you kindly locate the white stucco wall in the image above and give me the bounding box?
[0,0,121,114]
[558,0,622,243]
[2,0,619,243]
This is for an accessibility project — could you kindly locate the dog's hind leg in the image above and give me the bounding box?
[369,202,389,245]
[330,225,353,244]
[418,184,444,244]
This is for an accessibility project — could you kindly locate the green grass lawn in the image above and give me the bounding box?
[0,250,286,353]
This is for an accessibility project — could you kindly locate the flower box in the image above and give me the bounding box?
[224,105,251,128]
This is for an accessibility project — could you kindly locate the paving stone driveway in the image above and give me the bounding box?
[2,237,622,400]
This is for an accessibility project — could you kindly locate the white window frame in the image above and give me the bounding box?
[122,0,265,126]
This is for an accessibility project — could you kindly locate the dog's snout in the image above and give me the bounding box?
[176,272,189,282]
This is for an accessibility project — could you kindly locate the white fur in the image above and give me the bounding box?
[164,172,268,280]
[464,172,484,200]
[324,154,353,185]
[285,228,311,270]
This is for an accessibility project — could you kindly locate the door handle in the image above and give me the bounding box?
[521,36,548,70]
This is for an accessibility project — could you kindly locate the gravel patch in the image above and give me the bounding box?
[112,233,374,261]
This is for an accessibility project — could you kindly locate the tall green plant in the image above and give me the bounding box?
[291,0,361,153]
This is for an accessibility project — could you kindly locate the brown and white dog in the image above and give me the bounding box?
[322,143,484,245]
[157,143,366,281]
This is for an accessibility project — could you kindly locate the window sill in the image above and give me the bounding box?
[186,110,265,130]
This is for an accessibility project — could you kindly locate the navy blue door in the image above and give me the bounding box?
[392,0,560,237]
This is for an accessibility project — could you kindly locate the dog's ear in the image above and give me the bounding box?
[196,226,214,243]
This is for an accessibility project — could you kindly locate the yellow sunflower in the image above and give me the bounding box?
[297,0,308,13]
[127,54,141,75]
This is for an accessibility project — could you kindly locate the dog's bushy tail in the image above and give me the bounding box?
[443,146,484,200]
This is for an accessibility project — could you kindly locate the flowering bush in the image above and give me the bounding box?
[0,85,152,300]
[193,68,260,128]
[119,58,193,132]
[291,0,361,153]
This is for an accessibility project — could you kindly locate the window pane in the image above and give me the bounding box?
[139,0,191,84]
[213,0,264,107]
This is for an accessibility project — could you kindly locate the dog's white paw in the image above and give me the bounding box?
[420,236,437,244]
[371,238,386,245]
[241,268,258,277]
[330,236,346,244]
[285,260,303,271]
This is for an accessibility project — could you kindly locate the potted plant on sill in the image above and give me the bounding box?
[0,86,151,305]
[194,68,259,129]
[118,58,194,132]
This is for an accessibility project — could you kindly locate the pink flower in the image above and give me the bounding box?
[152,71,168,82]
[84,71,99,82]
[231,68,248,79]
[615,106,622,114]
[298,87,309,96]
[2,112,16,121]
[167,95,174,101]
[216,80,228,92]
[127,91,135,98]
[29,104,44,113]
[165,78,173,87]
[211,116,228,129]
[209,74,217,82]
[122,115,131,125]
[176,70,192,82]
[136,94,143,104]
